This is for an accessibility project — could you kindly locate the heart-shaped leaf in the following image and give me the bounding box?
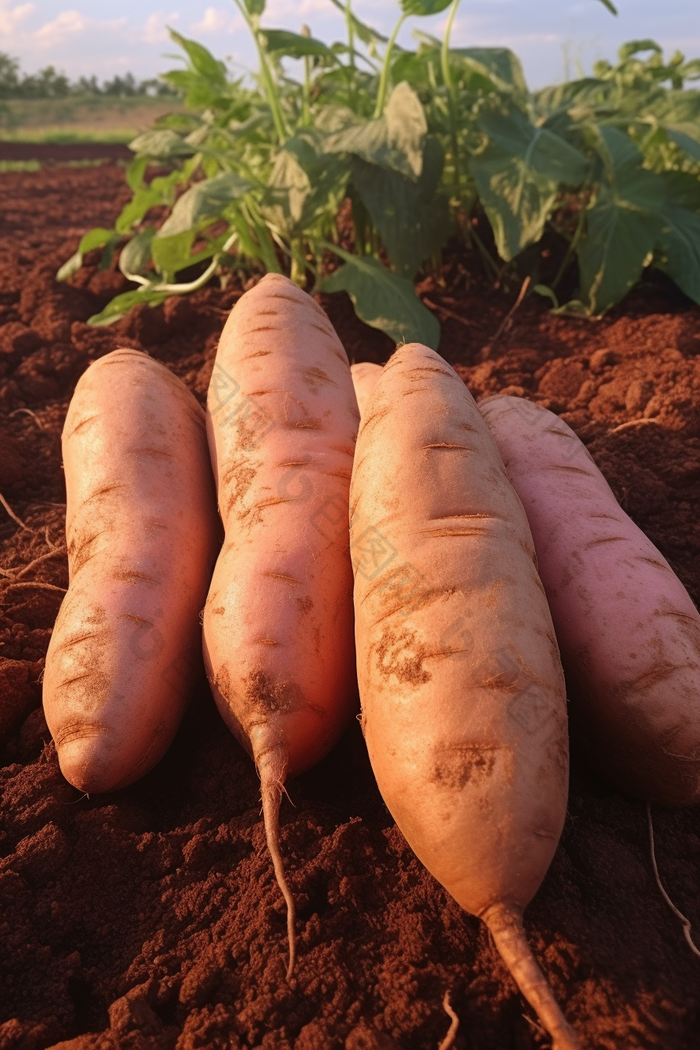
[319,252,440,348]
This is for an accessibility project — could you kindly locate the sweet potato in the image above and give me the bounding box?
[202,273,359,976]
[44,348,220,793]
[350,344,580,1049]
[350,361,382,419]
[480,394,700,805]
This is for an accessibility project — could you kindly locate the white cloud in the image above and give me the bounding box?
[264,0,333,18]
[142,10,180,44]
[191,6,232,33]
[35,9,86,44]
[0,2,34,35]
[28,10,128,53]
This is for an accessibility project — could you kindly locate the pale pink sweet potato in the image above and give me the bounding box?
[350,361,382,419]
[480,394,700,805]
[351,344,580,1049]
[202,273,359,975]
[44,348,220,794]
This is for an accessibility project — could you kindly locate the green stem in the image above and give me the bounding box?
[145,231,239,294]
[345,0,356,108]
[200,143,261,189]
[241,200,283,273]
[300,24,312,125]
[373,13,406,119]
[551,199,587,290]
[254,223,283,274]
[470,223,501,279]
[290,237,307,285]
[233,0,288,143]
[302,56,311,125]
[441,0,462,192]
[345,0,355,65]
[269,230,319,279]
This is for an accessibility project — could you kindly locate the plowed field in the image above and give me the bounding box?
[1,160,699,1050]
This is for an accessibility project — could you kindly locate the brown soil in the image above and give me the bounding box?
[1,161,699,1050]
[0,143,132,163]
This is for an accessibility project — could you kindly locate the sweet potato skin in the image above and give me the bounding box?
[350,362,382,419]
[43,349,220,793]
[480,394,700,805]
[350,345,569,918]
[202,273,359,777]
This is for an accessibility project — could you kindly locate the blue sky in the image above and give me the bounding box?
[1,0,699,89]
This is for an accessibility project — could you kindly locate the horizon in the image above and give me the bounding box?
[1,0,700,91]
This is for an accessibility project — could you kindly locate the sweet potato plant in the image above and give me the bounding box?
[59,0,700,345]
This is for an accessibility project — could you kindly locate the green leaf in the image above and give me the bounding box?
[125,155,149,192]
[664,123,700,162]
[532,284,560,309]
[263,137,348,235]
[157,172,252,238]
[639,84,700,122]
[319,252,440,348]
[314,104,360,135]
[56,228,115,282]
[80,228,116,254]
[322,82,427,179]
[243,0,265,15]
[115,186,165,235]
[618,39,661,61]
[160,68,227,110]
[261,29,337,60]
[223,111,272,142]
[129,129,196,160]
[119,227,156,281]
[656,203,700,305]
[655,172,700,305]
[383,82,428,177]
[593,123,642,172]
[351,135,450,278]
[577,130,665,313]
[660,170,700,212]
[56,252,83,282]
[471,105,589,260]
[533,77,612,126]
[401,0,453,15]
[168,28,228,84]
[680,58,700,81]
[483,107,590,183]
[452,47,528,94]
[596,0,618,13]
[264,149,312,233]
[151,231,196,279]
[87,288,170,327]
[325,0,388,46]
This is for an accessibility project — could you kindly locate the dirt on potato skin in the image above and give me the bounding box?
[1,161,699,1050]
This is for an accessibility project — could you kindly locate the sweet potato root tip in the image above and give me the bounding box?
[203,276,357,976]
[437,993,459,1050]
[483,902,582,1050]
[0,490,32,532]
[257,742,296,980]
[647,803,700,959]
[351,345,577,1043]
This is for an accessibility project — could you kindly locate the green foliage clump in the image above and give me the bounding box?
[58,0,700,345]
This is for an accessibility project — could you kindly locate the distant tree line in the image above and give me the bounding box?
[0,53,178,99]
